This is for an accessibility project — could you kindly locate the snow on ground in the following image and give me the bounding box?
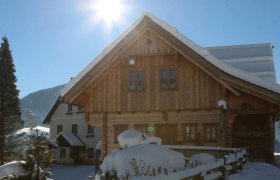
[229,161,280,180]
[0,161,25,179]
[49,164,95,180]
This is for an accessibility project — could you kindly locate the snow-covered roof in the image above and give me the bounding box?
[61,12,280,99]
[207,44,276,82]
[55,132,84,147]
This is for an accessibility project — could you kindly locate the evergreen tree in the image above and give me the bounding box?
[0,37,22,165]
[21,111,50,180]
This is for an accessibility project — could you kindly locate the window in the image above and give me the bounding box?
[67,104,73,114]
[114,125,128,144]
[183,124,196,142]
[205,124,217,142]
[77,105,83,112]
[87,148,95,159]
[87,124,95,135]
[160,68,177,90]
[57,125,63,134]
[60,148,66,158]
[129,70,144,91]
[72,124,78,135]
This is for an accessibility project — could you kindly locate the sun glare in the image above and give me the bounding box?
[93,0,126,28]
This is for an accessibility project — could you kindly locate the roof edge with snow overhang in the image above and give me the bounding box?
[55,132,85,147]
[61,12,280,103]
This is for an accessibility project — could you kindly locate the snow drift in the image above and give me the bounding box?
[0,161,25,179]
[100,144,185,177]
[100,130,184,178]
[118,129,161,148]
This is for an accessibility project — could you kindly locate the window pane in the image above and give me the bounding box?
[57,125,62,134]
[60,148,66,158]
[137,71,144,91]
[170,69,177,89]
[72,124,78,134]
[161,69,169,89]
[68,104,72,112]
[114,125,128,143]
[129,71,136,90]
[88,124,94,134]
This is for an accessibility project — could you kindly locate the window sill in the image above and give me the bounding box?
[76,111,84,114]
[86,134,95,138]
[66,112,73,115]
[205,140,217,143]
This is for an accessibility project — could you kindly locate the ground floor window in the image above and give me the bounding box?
[60,148,66,158]
[114,124,128,144]
[87,148,94,159]
[204,124,218,142]
[183,124,196,142]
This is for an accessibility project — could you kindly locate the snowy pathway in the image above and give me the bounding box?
[49,164,95,180]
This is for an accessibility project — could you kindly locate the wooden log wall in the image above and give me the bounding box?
[85,30,225,114]
[82,29,275,156]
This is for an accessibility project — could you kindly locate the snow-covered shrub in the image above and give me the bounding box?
[100,144,185,178]
[129,158,153,176]
[190,153,216,167]
[0,161,25,179]
[118,129,161,148]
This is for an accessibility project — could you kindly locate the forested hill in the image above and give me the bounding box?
[20,84,65,126]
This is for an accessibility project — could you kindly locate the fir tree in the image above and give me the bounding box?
[0,37,22,165]
[21,111,51,180]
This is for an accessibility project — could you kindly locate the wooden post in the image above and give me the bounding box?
[220,108,227,147]
[102,113,108,156]
[268,113,276,162]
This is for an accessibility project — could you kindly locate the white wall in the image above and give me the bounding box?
[49,103,102,164]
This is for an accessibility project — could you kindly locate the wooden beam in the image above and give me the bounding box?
[220,76,280,105]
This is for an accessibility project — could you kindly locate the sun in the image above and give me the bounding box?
[93,0,126,28]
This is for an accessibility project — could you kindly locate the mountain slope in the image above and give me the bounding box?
[20,84,65,126]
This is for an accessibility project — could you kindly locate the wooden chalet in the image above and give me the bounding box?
[61,13,280,160]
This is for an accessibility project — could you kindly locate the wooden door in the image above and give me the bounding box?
[156,124,177,144]
[232,114,269,158]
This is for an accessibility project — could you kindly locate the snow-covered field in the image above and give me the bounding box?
[49,164,95,180]
[229,162,280,180]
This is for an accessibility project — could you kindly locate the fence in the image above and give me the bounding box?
[159,145,247,180]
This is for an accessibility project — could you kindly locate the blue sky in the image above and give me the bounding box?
[0,0,280,98]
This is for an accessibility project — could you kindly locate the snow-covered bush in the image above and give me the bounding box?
[100,144,185,178]
[0,161,25,179]
[118,129,161,148]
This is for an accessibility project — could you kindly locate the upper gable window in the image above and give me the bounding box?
[160,68,177,90]
[128,70,144,91]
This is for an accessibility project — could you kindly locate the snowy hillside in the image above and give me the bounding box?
[7,126,49,143]
[20,84,65,126]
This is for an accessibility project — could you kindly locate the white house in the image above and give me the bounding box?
[43,97,101,164]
